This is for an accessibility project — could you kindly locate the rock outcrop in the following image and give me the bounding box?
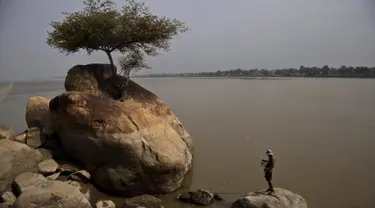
[0,139,42,193]
[49,91,192,195]
[231,188,308,208]
[41,63,193,195]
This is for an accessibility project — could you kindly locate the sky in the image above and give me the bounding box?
[0,0,375,81]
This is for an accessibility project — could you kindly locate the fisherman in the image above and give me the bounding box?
[261,149,275,193]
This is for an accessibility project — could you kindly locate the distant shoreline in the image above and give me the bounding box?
[133,75,375,79]
[133,66,375,79]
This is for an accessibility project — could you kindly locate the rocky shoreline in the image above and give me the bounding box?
[0,63,308,208]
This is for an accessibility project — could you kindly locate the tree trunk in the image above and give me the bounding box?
[105,51,114,70]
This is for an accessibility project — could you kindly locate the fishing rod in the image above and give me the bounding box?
[245,136,266,167]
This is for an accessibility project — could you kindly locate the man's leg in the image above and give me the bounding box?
[267,180,274,192]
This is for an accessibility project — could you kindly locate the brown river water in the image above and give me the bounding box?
[0,77,374,208]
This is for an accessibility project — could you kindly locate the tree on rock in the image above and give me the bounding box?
[47,0,188,73]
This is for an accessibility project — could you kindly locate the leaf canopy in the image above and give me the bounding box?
[47,0,188,69]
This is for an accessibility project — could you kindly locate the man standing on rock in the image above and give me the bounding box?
[262,149,275,193]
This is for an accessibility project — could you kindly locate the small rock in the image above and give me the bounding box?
[26,127,44,149]
[0,191,16,204]
[38,159,58,175]
[36,148,53,160]
[46,172,60,180]
[65,180,90,200]
[12,131,27,143]
[191,189,215,205]
[0,125,14,140]
[58,163,79,175]
[95,200,115,208]
[176,192,193,203]
[177,189,215,205]
[124,195,164,208]
[68,170,91,183]
[13,172,47,195]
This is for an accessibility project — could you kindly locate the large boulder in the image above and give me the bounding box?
[0,139,42,193]
[63,64,192,151]
[64,63,117,98]
[25,96,50,129]
[231,188,308,208]
[13,180,92,208]
[49,91,193,195]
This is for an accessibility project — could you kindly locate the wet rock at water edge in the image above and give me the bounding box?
[231,188,308,208]
[38,159,58,175]
[177,189,221,206]
[124,195,164,208]
[13,172,47,195]
[95,200,115,208]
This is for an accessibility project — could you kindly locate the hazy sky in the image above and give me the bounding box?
[0,0,375,81]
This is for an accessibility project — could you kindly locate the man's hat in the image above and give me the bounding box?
[266,149,273,156]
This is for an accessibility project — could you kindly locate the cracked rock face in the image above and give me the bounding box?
[49,91,192,195]
[47,64,193,196]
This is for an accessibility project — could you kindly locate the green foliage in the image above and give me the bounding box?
[47,0,188,69]
[118,50,150,77]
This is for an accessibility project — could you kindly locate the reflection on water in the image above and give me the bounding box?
[0,77,375,208]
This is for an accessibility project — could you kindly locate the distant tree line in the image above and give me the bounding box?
[136,65,375,78]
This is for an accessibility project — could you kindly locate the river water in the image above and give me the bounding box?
[0,77,374,208]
